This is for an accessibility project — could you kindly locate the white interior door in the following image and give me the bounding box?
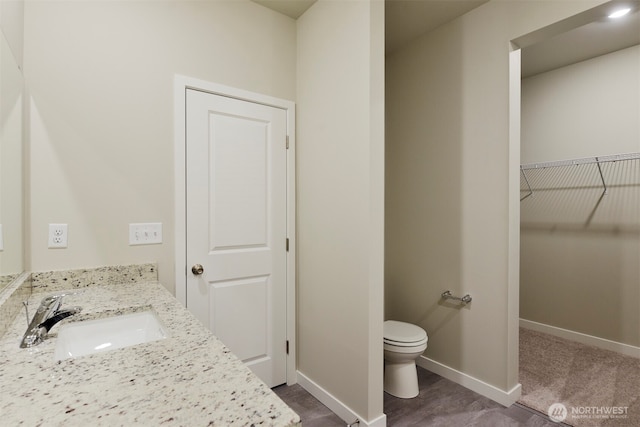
[186,88,287,387]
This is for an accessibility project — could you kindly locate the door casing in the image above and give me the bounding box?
[174,75,297,385]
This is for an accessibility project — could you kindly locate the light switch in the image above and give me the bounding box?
[129,223,162,245]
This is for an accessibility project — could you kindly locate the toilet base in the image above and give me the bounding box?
[384,360,419,398]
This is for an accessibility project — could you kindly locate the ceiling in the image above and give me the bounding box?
[253,0,640,76]
[385,0,488,53]
[252,0,488,53]
[521,4,640,77]
[252,0,317,19]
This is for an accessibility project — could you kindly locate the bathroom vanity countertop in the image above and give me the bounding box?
[0,280,301,426]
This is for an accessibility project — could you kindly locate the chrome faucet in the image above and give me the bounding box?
[20,293,82,348]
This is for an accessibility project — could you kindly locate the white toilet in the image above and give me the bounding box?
[383,320,428,399]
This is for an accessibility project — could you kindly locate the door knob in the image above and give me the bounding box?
[191,264,204,275]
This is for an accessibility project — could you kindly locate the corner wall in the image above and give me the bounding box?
[0,0,24,69]
[23,0,296,292]
[296,0,385,424]
[385,0,608,402]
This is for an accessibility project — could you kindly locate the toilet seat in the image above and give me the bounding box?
[384,320,428,347]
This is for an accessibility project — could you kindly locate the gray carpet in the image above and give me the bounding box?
[519,327,640,426]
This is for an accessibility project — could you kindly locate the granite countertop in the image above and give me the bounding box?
[0,277,301,426]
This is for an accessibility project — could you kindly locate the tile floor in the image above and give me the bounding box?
[274,366,561,426]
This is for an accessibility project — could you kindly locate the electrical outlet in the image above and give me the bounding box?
[48,224,68,248]
[129,223,162,245]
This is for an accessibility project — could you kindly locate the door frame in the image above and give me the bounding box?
[174,75,297,385]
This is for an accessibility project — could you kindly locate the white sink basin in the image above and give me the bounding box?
[54,310,168,361]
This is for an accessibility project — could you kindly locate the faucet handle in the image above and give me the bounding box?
[38,306,82,332]
[37,291,82,313]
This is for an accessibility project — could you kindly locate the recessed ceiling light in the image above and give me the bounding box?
[608,8,631,18]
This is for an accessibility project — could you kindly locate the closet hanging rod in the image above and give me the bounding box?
[521,152,640,170]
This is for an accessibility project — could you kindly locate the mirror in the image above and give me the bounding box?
[0,28,24,293]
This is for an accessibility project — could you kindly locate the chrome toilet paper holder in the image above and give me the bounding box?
[441,290,472,305]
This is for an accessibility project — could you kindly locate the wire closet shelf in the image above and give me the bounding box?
[519,152,640,230]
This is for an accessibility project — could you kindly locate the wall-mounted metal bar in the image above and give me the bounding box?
[520,153,640,229]
[520,152,640,171]
[520,167,533,201]
[441,290,472,304]
[520,153,639,205]
[595,157,608,195]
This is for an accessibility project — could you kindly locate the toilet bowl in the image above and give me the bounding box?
[383,320,428,399]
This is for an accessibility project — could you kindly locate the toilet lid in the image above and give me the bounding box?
[384,320,427,344]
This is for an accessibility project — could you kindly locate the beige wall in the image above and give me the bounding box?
[521,233,640,345]
[385,0,607,394]
[522,45,640,163]
[0,0,24,278]
[1,26,24,276]
[520,45,640,346]
[24,1,387,421]
[296,0,384,422]
[0,0,24,69]
[23,0,296,292]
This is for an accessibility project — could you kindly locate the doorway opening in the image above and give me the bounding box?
[510,3,640,422]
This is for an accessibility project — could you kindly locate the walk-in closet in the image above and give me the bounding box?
[518,9,640,425]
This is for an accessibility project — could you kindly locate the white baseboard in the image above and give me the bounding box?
[520,319,640,358]
[416,356,521,407]
[297,371,387,427]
